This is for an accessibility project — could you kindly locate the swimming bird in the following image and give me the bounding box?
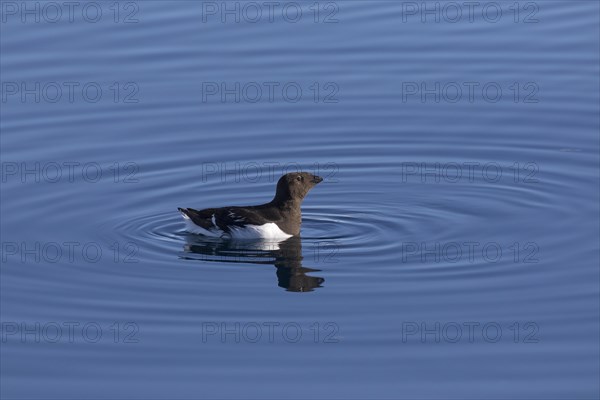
[178,172,323,239]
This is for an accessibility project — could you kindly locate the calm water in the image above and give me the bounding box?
[1,1,599,398]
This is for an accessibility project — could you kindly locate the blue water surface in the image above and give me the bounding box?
[1,1,599,399]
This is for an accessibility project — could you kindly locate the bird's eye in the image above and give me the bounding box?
[296,176,302,181]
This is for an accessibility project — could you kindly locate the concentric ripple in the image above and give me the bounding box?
[102,202,409,268]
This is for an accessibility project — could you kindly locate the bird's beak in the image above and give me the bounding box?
[312,175,323,184]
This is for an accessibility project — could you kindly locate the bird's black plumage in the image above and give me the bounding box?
[178,172,323,238]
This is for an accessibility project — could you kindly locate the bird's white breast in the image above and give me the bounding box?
[228,223,293,240]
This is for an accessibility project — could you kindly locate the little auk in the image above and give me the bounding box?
[178,172,323,239]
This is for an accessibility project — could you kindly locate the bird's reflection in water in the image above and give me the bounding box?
[182,236,324,292]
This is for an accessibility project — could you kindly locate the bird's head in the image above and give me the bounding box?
[274,172,323,203]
